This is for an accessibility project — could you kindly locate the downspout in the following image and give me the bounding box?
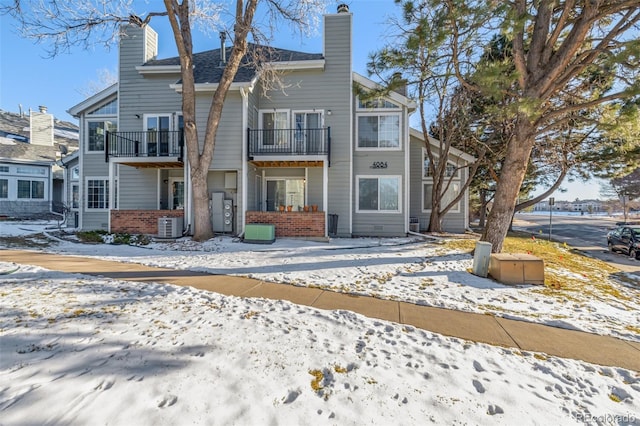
[240,86,249,236]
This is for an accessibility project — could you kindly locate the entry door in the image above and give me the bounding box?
[294,112,321,152]
[169,178,185,210]
[145,115,171,155]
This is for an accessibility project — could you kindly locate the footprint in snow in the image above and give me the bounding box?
[283,389,301,404]
[472,379,485,394]
[158,395,178,408]
[487,404,504,415]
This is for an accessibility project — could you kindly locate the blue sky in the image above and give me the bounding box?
[0,0,394,123]
[0,0,603,200]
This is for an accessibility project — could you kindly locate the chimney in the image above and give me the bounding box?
[219,32,227,66]
[29,108,54,146]
[337,3,349,13]
[392,72,407,96]
[38,105,47,113]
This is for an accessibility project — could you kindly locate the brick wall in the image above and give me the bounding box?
[245,211,325,237]
[111,210,184,234]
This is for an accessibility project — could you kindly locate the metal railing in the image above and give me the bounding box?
[105,131,184,161]
[247,127,330,158]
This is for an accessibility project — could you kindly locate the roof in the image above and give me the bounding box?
[409,128,476,163]
[142,44,324,84]
[67,83,118,117]
[0,110,79,163]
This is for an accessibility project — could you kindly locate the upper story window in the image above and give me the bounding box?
[87,120,116,152]
[16,166,46,176]
[71,166,79,180]
[88,98,117,115]
[357,97,400,110]
[260,110,289,147]
[357,114,400,149]
[0,166,9,173]
[423,153,460,179]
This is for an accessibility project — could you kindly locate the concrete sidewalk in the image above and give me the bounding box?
[1,249,639,372]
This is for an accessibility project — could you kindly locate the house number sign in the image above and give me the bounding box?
[370,161,388,169]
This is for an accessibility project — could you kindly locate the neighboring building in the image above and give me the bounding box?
[533,199,602,213]
[68,5,474,238]
[0,108,79,219]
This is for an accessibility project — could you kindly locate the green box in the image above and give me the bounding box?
[243,224,275,244]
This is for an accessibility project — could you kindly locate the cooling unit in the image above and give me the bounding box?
[158,216,183,238]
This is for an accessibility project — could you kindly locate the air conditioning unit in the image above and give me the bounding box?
[158,216,183,238]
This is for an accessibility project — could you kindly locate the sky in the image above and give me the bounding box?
[0,0,605,200]
[1,221,639,423]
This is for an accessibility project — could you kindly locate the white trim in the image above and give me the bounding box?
[269,59,325,71]
[168,177,185,210]
[136,65,181,74]
[67,84,118,117]
[323,161,329,236]
[353,72,416,109]
[84,176,109,212]
[355,112,402,151]
[355,175,402,214]
[169,82,251,93]
[421,181,461,214]
[84,118,117,154]
[241,87,249,233]
[410,128,476,163]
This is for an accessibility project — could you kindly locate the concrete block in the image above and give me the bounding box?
[489,253,544,285]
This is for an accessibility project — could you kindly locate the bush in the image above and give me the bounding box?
[76,230,108,243]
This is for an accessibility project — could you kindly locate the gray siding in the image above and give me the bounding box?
[119,25,181,135]
[307,167,324,210]
[352,107,409,237]
[194,92,244,170]
[118,167,159,209]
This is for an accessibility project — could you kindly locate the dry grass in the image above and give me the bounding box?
[441,232,632,303]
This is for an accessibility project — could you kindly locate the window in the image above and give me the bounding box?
[294,111,322,151]
[145,115,171,155]
[0,179,7,198]
[71,166,79,180]
[71,184,79,209]
[423,182,460,212]
[357,176,400,212]
[88,120,116,152]
[260,110,289,147]
[265,178,305,211]
[357,114,400,149]
[88,98,117,115]
[87,179,109,209]
[357,97,400,109]
[0,166,8,173]
[17,166,46,176]
[17,180,44,199]
[424,158,459,178]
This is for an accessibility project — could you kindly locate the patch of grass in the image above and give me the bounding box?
[76,230,108,243]
[0,234,53,248]
[309,369,324,391]
[442,233,627,300]
[609,393,622,403]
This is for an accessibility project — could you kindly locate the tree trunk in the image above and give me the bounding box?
[428,209,442,233]
[478,188,487,228]
[191,166,213,241]
[481,118,535,252]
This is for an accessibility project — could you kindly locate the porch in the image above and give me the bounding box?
[246,211,325,238]
[105,131,184,167]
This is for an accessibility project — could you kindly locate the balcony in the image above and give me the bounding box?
[105,131,184,164]
[247,127,331,164]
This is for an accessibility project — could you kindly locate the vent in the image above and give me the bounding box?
[158,217,183,238]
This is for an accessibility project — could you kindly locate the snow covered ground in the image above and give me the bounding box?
[1,221,639,424]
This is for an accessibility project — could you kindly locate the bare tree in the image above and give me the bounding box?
[366,1,487,232]
[3,0,329,241]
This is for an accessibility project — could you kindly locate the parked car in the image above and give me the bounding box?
[607,225,640,259]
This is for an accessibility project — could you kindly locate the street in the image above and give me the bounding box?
[513,212,640,277]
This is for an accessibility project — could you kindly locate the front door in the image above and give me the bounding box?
[169,178,185,210]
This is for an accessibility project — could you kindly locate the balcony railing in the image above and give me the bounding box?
[248,127,331,159]
[105,131,184,162]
